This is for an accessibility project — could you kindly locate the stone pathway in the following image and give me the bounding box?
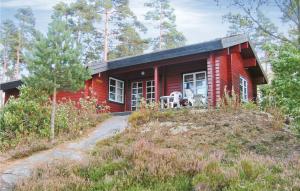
[0,115,129,191]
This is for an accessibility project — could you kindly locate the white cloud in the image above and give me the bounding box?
[0,0,74,10]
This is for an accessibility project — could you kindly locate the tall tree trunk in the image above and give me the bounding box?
[103,9,109,62]
[50,84,57,142]
[159,3,162,50]
[15,31,21,79]
[0,46,8,107]
[297,0,300,47]
[1,45,8,82]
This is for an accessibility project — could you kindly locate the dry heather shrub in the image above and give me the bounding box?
[131,139,179,179]
[15,162,88,191]
[219,86,241,111]
[9,138,52,159]
[265,107,285,129]
[130,139,204,179]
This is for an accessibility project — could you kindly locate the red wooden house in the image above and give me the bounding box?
[1,35,267,112]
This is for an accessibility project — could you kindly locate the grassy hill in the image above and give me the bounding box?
[16,108,300,191]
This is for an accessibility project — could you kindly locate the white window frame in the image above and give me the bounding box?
[182,71,207,98]
[146,80,155,104]
[109,77,124,104]
[240,76,248,102]
[131,81,143,111]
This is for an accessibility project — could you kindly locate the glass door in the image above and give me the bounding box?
[146,80,155,104]
[183,71,207,101]
[131,81,143,111]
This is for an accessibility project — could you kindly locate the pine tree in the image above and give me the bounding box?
[94,0,148,61]
[14,7,37,79]
[53,0,101,64]
[221,0,300,49]
[109,22,148,59]
[25,19,90,141]
[144,0,186,50]
[0,20,18,82]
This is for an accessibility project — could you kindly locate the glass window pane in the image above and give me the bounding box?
[117,81,122,87]
[186,82,194,91]
[110,86,115,93]
[117,95,122,102]
[132,94,137,100]
[119,89,124,96]
[109,93,115,100]
[196,73,205,80]
[184,74,193,82]
[196,81,206,94]
[110,79,116,86]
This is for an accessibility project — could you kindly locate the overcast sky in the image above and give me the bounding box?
[0,0,284,45]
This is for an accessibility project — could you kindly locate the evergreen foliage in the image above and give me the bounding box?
[25,18,90,140]
[144,0,186,50]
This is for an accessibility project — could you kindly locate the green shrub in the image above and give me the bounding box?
[240,160,261,180]
[0,86,51,150]
[0,86,109,153]
[128,110,152,128]
[242,101,258,110]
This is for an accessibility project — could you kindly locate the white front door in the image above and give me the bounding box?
[131,81,143,111]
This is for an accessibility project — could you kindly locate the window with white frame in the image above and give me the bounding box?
[109,77,124,103]
[183,71,207,98]
[240,76,248,102]
[146,80,155,104]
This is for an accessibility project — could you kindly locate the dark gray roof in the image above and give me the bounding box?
[88,62,108,75]
[0,80,22,91]
[90,35,249,75]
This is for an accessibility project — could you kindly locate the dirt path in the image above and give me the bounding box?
[0,115,129,191]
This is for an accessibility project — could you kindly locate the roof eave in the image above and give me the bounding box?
[248,41,269,84]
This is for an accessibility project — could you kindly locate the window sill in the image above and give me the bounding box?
[108,99,124,105]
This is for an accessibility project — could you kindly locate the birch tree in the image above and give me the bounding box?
[144,0,186,50]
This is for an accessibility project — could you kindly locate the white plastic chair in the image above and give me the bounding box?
[185,89,194,106]
[169,91,182,108]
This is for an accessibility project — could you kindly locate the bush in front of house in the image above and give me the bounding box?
[0,86,109,155]
[0,86,51,150]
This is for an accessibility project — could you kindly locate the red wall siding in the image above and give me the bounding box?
[56,75,125,113]
[91,72,125,112]
[2,46,259,111]
[164,61,207,96]
[217,53,229,98]
[230,52,254,100]
[4,88,19,103]
[56,90,85,103]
